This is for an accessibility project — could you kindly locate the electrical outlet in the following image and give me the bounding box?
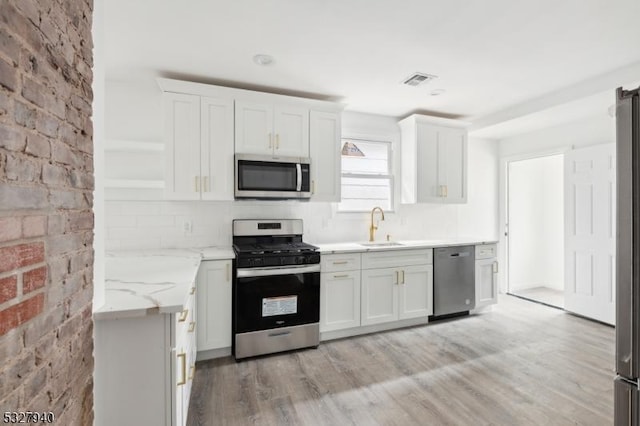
[183,220,192,235]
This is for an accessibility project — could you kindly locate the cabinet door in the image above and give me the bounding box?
[475,258,498,308]
[416,123,440,202]
[235,101,273,155]
[361,268,398,326]
[320,270,361,332]
[201,97,234,201]
[273,105,309,157]
[164,92,201,200]
[173,345,187,426]
[440,127,467,203]
[310,110,341,202]
[196,260,232,351]
[398,264,433,320]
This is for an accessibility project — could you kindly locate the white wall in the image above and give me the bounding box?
[508,154,564,292]
[104,81,499,250]
[92,0,105,310]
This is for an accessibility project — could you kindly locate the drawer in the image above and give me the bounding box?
[475,244,497,260]
[321,253,362,272]
[362,248,432,269]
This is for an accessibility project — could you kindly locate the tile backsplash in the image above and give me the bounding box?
[105,199,485,251]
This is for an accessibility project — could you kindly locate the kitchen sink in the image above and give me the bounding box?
[359,241,404,247]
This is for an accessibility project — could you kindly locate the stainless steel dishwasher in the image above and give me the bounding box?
[431,245,475,319]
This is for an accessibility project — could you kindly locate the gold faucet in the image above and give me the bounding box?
[369,206,385,242]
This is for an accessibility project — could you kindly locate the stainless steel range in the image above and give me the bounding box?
[232,219,320,359]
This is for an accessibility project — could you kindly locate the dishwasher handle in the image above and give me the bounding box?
[449,252,470,258]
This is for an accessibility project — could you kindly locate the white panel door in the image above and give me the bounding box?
[564,143,616,325]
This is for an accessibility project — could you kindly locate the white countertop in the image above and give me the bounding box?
[313,238,498,254]
[94,247,234,321]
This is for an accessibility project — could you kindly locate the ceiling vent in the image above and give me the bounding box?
[402,72,438,87]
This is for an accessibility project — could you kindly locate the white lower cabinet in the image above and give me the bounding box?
[361,249,433,326]
[320,253,362,332]
[196,260,232,356]
[475,244,498,309]
[95,291,196,426]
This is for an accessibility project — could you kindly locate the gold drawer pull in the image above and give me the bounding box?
[333,274,349,279]
[178,309,188,322]
[177,353,186,386]
[332,261,348,265]
[190,286,196,295]
[188,321,196,333]
[189,365,196,380]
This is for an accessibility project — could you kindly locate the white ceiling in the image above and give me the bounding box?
[103,0,640,138]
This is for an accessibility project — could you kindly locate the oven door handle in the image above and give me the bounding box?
[296,163,302,192]
[237,264,320,278]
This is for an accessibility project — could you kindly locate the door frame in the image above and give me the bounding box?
[499,148,568,295]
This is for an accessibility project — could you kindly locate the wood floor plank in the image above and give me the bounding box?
[187,295,614,425]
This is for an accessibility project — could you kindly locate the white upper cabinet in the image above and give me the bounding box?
[399,114,468,204]
[163,91,234,201]
[164,92,201,200]
[235,101,309,157]
[309,110,341,202]
[200,97,234,201]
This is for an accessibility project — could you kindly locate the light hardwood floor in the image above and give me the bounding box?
[187,295,614,426]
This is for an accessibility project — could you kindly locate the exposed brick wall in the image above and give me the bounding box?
[0,0,94,424]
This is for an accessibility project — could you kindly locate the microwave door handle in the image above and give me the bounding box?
[296,163,302,192]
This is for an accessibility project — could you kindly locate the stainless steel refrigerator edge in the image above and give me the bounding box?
[615,85,640,426]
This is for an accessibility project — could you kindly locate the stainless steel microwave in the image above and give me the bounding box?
[235,154,311,199]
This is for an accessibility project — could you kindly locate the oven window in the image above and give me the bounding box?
[235,271,320,333]
[238,160,298,191]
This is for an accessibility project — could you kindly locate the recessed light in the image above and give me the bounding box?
[430,89,446,96]
[253,54,274,66]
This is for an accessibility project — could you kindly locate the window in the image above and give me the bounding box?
[338,138,393,212]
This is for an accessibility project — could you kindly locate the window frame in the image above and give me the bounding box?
[337,137,395,213]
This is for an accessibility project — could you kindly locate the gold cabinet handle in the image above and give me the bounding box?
[275,134,280,149]
[189,365,196,380]
[188,321,196,333]
[268,133,272,149]
[332,261,348,265]
[333,274,349,279]
[443,185,448,198]
[190,286,196,295]
[178,309,188,322]
[395,271,399,285]
[401,270,405,284]
[177,353,187,386]
[493,261,499,273]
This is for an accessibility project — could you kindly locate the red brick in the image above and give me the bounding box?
[68,212,93,231]
[0,275,17,304]
[0,293,44,336]
[0,242,45,273]
[0,216,22,243]
[22,215,47,238]
[23,266,46,293]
